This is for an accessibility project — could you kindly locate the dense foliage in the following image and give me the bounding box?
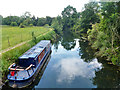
[86,2,120,65]
[51,16,63,35]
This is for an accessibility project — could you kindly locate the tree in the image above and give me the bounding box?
[51,17,63,35]
[21,11,33,26]
[37,18,46,26]
[31,15,37,26]
[61,5,78,29]
[46,16,53,26]
[76,2,100,34]
[22,18,32,26]
[116,1,120,13]
[22,11,32,19]
[100,2,117,18]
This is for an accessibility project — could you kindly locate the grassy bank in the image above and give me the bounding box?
[1,30,56,82]
[2,26,52,50]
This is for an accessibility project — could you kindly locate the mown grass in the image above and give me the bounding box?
[2,26,52,50]
[1,30,56,81]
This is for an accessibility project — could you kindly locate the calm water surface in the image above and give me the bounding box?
[35,39,101,88]
[33,32,120,88]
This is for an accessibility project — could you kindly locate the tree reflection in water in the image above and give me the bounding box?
[93,57,120,88]
[79,39,95,62]
[79,39,120,88]
[61,31,76,50]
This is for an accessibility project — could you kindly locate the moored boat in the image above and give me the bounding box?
[7,40,51,88]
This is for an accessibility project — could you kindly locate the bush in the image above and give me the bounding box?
[29,24,33,27]
[44,24,49,28]
[10,22,18,26]
[19,23,25,28]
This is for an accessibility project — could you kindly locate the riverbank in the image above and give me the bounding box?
[0,30,57,87]
[80,33,120,68]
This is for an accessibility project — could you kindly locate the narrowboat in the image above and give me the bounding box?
[7,40,51,88]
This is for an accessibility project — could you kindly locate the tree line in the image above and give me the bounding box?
[0,12,53,27]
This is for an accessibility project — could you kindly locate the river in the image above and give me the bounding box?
[2,31,120,88]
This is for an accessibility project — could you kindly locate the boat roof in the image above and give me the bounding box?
[19,40,50,59]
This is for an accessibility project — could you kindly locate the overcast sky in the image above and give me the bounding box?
[0,0,91,18]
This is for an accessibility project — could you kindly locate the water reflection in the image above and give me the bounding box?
[93,57,120,88]
[79,40,95,62]
[53,38,61,52]
[61,31,76,50]
[35,38,102,88]
[53,58,102,83]
[79,39,120,88]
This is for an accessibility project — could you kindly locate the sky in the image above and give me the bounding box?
[0,0,90,18]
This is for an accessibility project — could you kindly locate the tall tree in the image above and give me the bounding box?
[22,11,32,19]
[21,11,32,26]
[100,2,117,18]
[31,15,37,26]
[51,16,63,35]
[76,2,100,34]
[37,18,46,26]
[46,16,53,26]
[61,5,78,29]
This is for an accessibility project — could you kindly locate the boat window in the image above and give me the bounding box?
[39,46,43,48]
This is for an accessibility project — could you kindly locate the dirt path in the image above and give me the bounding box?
[0,29,53,55]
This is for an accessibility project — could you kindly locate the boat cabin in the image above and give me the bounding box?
[18,40,51,67]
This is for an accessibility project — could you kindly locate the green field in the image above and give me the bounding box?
[2,26,53,50]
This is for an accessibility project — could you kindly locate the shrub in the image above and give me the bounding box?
[10,22,18,26]
[44,24,49,28]
[29,24,33,27]
[19,23,25,28]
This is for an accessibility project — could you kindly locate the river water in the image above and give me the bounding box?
[34,31,120,88]
[2,31,120,88]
